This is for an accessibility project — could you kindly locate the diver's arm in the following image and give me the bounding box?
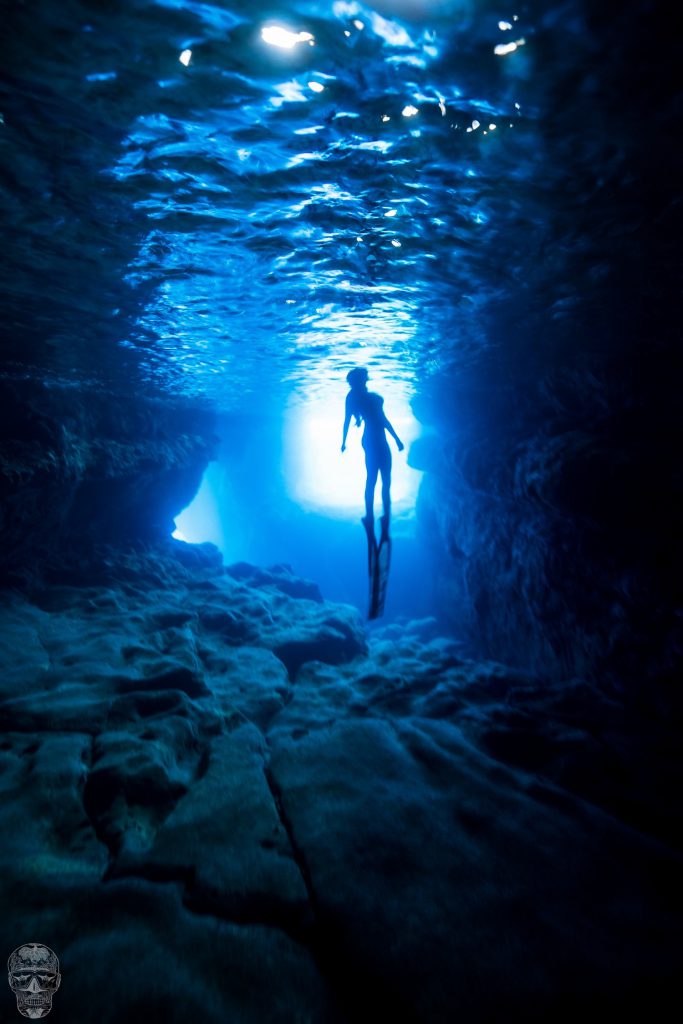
[341,397,352,452]
[383,414,404,451]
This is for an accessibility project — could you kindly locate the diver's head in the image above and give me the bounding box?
[346,366,369,391]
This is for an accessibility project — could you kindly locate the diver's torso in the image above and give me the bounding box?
[354,391,388,450]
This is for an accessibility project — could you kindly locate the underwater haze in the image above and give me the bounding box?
[1,2,681,1022]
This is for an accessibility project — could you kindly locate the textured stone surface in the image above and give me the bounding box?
[411,362,682,704]
[0,544,680,1022]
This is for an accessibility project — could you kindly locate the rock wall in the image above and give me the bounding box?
[409,0,682,699]
[409,0,679,696]
[0,377,217,580]
[412,342,681,703]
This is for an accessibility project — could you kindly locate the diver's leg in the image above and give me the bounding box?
[380,448,392,520]
[364,455,379,522]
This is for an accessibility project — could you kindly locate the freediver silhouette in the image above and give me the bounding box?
[341,367,404,528]
[341,367,404,618]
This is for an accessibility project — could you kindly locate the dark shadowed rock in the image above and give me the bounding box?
[0,380,217,579]
[270,611,367,678]
[268,715,682,1022]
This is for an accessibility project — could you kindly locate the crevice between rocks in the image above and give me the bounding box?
[80,732,118,873]
[260,741,421,1024]
[261,753,317,913]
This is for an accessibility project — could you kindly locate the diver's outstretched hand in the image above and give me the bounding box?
[341,444,346,453]
[397,440,404,452]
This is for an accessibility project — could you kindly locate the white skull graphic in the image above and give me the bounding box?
[7,944,60,1019]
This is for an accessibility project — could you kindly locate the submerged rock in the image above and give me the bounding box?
[0,542,680,1022]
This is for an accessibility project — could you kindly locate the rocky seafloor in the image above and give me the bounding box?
[0,540,680,1023]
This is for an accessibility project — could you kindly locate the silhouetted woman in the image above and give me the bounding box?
[341,367,404,527]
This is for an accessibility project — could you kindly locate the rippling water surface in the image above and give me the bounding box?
[1,1,675,411]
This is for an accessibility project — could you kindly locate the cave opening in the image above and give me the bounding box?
[173,382,431,619]
[1,0,681,1020]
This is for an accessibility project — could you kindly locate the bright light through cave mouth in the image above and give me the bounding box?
[284,391,422,519]
[172,383,423,556]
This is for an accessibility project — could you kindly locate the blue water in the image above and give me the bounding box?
[2,0,675,622]
[1,0,546,404]
[111,0,536,408]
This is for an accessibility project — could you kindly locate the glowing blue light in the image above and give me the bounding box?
[284,391,422,519]
[173,463,227,546]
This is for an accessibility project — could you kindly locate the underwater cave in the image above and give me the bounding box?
[0,1,680,1021]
